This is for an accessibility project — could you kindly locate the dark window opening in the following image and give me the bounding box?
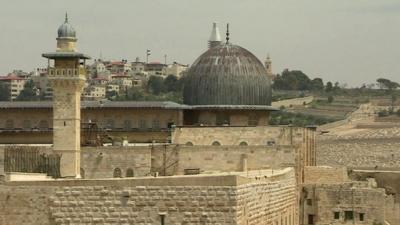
[359,213,364,221]
[334,212,340,220]
[345,211,354,221]
[308,214,315,225]
[126,168,134,177]
[216,113,230,126]
[113,168,122,178]
[306,199,312,206]
[212,141,221,146]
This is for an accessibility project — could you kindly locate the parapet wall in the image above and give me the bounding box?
[304,166,348,184]
[0,168,297,225]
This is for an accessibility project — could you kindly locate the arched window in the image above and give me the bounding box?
[123,120,131,131]
[239,141,248,146]
[126,168,134,177]
[39,120,49,130]
[139,119,147,130]
[113,168,122,178]
[80,168,85,179]
[212,141,221,146]
[185,142,194,146]
[5,119,14,129]
[106,119,115,129]
[152,120,160,129]
[22,120,31,130]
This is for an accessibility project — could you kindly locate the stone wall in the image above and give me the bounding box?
[0,168,297,225]
[317,138,400,168]
[301,182,387,225]
[304,166,348,184]
[171,126,307,146]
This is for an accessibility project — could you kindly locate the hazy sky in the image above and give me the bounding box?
[1,0,400,86]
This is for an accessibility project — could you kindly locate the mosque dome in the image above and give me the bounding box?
[183,42,272,106]
[57,13,76,38]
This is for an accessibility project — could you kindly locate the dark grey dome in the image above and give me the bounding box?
[57,14,76,38]
[183,43,272,106]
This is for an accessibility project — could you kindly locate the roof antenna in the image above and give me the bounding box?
[226,23,230,44]
[65,12,69,23]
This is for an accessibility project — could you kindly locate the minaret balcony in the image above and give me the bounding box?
[48,68,86,80]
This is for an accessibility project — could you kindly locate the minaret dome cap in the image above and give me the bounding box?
[57,12,76,38]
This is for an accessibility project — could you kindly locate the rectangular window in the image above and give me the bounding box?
[306,199,312,206]
[359,213,364,221]
[308,214,315,225]
[334,212,340,220]
[344,211,354,221]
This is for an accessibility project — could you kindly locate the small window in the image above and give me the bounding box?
[308,214,314,225]
[39,120,49,130]
[139,119,147,129]
[334,212,340,220]
[80,168,85,179]
[345,211,354,221]
[113,168,122,178]
[22,120,31,129]
[152,119,160,129]
[126,168,134,177]
[123,120,131,131]
[212,141,221,146]
[359,213,364,221]
[185,142,194,146]
[5,119,14,129]
[239,141,248,146]
[306,199,312,206]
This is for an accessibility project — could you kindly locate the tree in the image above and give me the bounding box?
[147,76,165,94]
[16,80,38,101]
[125,87,145,100]
[311,78,324,91]
[327,95,334,103]
[0,82,10,101]
[164,75,179,92]
[272,69,312,90]
[376,78,399,90]
[325,82,333,92]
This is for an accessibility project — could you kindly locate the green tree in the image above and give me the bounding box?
[0,82,10,101]
[325,81,333,92]
[124,87,145,100]
[311,78,324,91]
[16,80,38,101]
[147,75,165,94]
[272,69,312,90]
[377,78,399,90]
[164,75,179,92]
[327,95,334,103]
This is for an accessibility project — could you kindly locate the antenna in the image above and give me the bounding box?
[226,23,230,43]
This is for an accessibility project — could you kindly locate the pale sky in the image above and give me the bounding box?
[0,0,400,86]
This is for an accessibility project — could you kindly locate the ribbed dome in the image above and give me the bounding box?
[57,14,76,38]
[183,43,272,106]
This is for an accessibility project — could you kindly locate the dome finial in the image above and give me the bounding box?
[65,12,68,23]
[226,23,230,43]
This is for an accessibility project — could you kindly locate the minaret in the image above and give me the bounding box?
[208,22,222,48]
[265,54,274,80]
[42,13,90,178]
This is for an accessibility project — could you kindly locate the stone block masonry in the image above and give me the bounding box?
[0,168,297,225]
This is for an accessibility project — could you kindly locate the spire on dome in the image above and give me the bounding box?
[65,12,69,23]
[208,22,222,48]
[226,23,230,44]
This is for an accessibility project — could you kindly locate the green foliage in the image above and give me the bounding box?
[327,95,334,103]
[147,76,165,94]
[0,82,10,101]
[273,69,312,90]
[16,80,39,101]
[269,111,335,126]
[325,81,333,92]
[311,78,324,91]
[377,78,399,90]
